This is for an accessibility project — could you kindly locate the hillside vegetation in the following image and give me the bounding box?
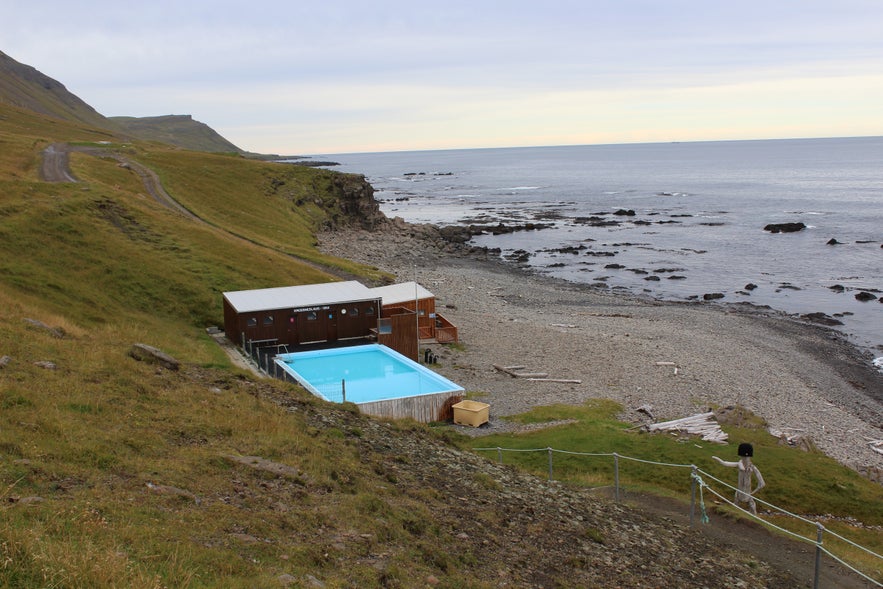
[1,94,879,586]
[109,115,244,154]
[0,50,112,131]
[1,50,245,153]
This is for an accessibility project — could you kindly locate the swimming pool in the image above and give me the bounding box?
[274,344,464,405]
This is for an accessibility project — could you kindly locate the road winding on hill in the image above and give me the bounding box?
[40,143,78,183]
[41,142,198,220]
[39,142,360,285]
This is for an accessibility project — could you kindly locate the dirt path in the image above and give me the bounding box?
[40,143,364,288]
[40,143,77,182]
[621,490,876,588]
[40,143,198,218]
[39,143,350,280]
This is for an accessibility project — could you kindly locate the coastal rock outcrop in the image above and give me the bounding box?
[330,174,385,230]
[800,312,844,326]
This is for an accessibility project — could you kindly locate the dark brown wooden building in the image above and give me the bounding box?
[369,282,458,343]
[223,281,381,349]
[222,280,460,362]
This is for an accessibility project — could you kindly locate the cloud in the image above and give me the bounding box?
[4,0,883,152]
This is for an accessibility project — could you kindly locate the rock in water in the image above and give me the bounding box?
[763,222,806,233]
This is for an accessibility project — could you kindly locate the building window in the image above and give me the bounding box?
[350,307,359,317]
[307,311,318,321]
[263,316,274,326]
[366,306,375,316]
[247,317,258,328]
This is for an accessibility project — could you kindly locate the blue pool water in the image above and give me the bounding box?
[274,344,464,404]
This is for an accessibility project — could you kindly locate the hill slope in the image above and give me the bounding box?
[109,114,244,153]
[2,70,876,586]
[0,50,114,130]
[0,51,243,153]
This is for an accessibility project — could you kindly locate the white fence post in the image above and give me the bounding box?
[814,523,825,589]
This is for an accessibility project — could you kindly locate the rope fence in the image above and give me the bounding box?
[474,445,883,588]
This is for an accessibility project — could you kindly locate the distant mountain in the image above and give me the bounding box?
[0,50,244,153]
[109,114,243,153]
[0,49,114,130]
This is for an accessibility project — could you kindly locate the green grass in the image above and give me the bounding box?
[1,101,881,586]
[464,399,883,578]
[468,400,883,521]
[0,103,456,586]
[132,148,387,281]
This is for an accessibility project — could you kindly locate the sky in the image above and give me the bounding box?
[3,0,883,155]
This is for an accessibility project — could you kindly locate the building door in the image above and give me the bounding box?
[286,313,299,345]
[326,309,338,341]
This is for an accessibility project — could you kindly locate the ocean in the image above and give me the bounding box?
[312,137,883,360]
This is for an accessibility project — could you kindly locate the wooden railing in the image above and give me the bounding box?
[434,314,458,343]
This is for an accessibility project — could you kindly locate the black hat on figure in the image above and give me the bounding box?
[738,443,754,457]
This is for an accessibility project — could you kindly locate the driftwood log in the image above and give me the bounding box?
[493,364,579,383]
[645,412,728,444]
[526,378,582,384]
[493,364,548,378]
[655,361,679,375]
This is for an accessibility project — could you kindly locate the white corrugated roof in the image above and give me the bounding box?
[224,281,377,313]
[369,281,434,305]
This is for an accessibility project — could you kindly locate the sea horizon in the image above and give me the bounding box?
[308,134,883,159]
[313,136,883,364]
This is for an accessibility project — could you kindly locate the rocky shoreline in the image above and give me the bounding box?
[318,218,883,478]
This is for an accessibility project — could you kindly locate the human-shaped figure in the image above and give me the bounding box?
[712,443,765,515]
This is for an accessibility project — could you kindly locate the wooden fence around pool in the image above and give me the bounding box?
[353,391,464,423]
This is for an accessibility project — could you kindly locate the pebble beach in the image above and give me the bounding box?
[319,221,883,477]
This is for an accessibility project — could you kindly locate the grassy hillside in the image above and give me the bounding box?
[1,101,880,587]
[0,103,424,586]
[0,50,116,132]
[2,50,253,154]
[109,115,244,153]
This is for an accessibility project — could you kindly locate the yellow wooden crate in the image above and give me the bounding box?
[452,400,489,427]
